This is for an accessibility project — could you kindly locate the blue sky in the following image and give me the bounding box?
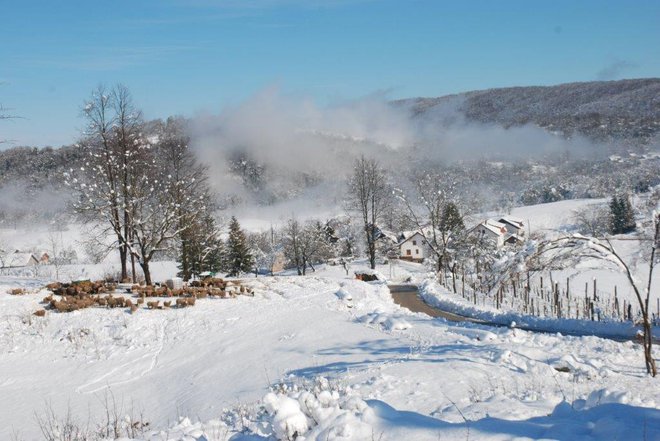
[1,0,659,147]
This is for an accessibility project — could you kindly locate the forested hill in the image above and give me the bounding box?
[400,78,660,146]
[0,144,83,189]
[1,78,659,200]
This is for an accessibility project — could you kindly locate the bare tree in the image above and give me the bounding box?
[573,203,610,237]
[250,226,282,277]
[47,231,65,282]
[283,218,304,275]
[346,156,391,269]
[283,219,332,276]
[525,215,659,377]
[111,84,146,282]
[67,85,128,280]
[67,86,211,285]
[398,171,471,281]
[124,156,210,285]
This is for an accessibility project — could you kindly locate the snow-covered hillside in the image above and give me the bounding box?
[1,261,659,440]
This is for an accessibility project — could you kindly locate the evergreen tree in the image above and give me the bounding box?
[621,196,636,233]
[225,216,254,276]
[179,213,223,280]
[440,202,465,233]
[610,194,636,234]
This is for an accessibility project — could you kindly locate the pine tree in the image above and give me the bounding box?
[621,196,636,233]
[225,216,254,276]
[440,202,464,233]
[179,213,223,280]
[610,194,636,234]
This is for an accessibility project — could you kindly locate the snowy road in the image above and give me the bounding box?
[389,284,483,323]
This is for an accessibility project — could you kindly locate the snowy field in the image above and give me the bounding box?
[1,198,659,439]
[1,261,659,440]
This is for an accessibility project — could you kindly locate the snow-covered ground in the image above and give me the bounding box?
[1,260,659,440]
[1,198,659,439]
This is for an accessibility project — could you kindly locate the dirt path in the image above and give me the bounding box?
[389,284,484,323]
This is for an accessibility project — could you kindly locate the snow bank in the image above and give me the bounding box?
[420,280,660,340]
[185,386,660,441]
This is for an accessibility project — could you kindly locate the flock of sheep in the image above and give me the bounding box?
[24,277,254,317]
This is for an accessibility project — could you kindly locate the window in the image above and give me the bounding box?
[412,240,417,245]
[406,249,411,255]
[415,249,419,255]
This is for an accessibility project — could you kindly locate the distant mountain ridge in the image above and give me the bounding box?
[1,78,658,203]
[399,78,660,146]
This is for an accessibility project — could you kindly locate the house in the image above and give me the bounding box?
[471,219,508,248]
[498,216,526,238]
[39,252,50,265]
[397,231,430,262]
[0,251,40,268]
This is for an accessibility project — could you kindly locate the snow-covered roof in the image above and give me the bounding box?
[397,229,430,246]
[474,219,507,236]
[1,252,39,267]
[378,229,400,244]
[499,216,525,229]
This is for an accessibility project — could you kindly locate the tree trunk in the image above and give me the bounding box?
[140,260,152,286]
[131,253,136,283]
[119,244,128,282]
[367,228,377,270]
[181,239,190,281]
[643,316,657,376]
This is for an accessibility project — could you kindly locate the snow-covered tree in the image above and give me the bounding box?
[182,213,224,280]
[225,216,253,276]
[609,194,636,234]
[155,117,216,281]
[492,207,660,377]
[573,203,610,237]
[283,218,335,276]
[346,156,391,269]
[66,84,139,281]
[67,86,212,285]
[283,218,304,275]
[398,171,471,276]
[249,226,282,276]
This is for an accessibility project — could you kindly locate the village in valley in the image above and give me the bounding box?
[1,1,660,440]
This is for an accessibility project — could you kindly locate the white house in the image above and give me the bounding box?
[471,219,508,248]
[398,231,430,262]
[0,251,40,269]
